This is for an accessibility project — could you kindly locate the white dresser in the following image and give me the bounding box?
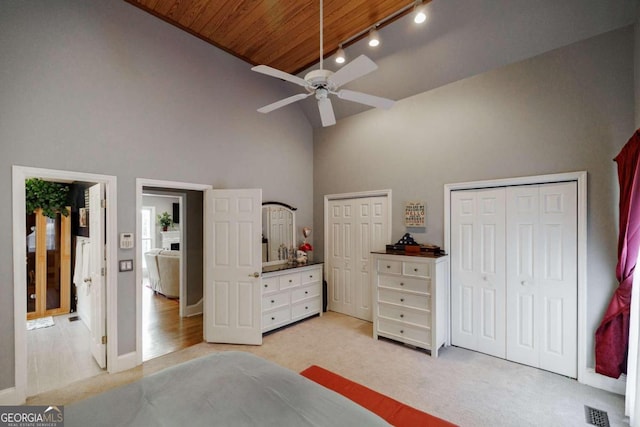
[371,252,449,357]
[261,263,323,333]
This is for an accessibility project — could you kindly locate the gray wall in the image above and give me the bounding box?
[313,26,635,368]
[0,1,313,390]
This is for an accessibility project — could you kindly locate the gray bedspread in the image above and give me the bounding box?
[66,351,391,426]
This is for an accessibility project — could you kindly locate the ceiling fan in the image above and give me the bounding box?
[251,0,395,127]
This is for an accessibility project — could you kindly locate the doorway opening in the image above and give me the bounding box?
[12,166,117,403]
[136,179,209,363]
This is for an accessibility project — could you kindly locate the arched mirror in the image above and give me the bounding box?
[262,202,296,266]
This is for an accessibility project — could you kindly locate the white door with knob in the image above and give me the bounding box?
[505,182,577,378]
[451,188,506,358]
[327,196,389,321]
[204,188,262,345]
[451,182,577,377]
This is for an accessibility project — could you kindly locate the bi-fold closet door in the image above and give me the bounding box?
[451,182,577,378]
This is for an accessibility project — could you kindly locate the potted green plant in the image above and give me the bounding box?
[25,178,70,218]
[157,212,172,231]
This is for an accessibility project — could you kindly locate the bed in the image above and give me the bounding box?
[65,351,391,426]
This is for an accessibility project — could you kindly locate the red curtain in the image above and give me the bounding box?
[595,129,640,378]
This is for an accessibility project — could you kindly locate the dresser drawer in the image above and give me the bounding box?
[378,259,402,274]
[301,268,322,285]
[262,306,290,331]
[291,298,320,320]
[378,303,430,327]
[279,272,301,289]
[403,261,430,278]
[378,288,430,310]
[262,277,278,294]
[378,275,429,294]
[377,318,431,347]
[291,283,320,303]
[262,292,290,311]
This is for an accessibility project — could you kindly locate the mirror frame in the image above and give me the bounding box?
[262,201,297,267]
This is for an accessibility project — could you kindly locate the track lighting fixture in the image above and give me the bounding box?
[335,46,346,64]
[368,27,380,47]
[413,1,427,24]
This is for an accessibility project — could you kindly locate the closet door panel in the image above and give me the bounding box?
[476,190,506,358]
[451,189,505,358]
[451,191,479,349]
[538,182,577,378]
[506,186,539,367]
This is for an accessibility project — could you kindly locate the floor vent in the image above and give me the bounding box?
[584,405,610,427]
[68,316,80,322]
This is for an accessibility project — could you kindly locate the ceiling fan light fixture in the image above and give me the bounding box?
[335,46,346,64]
[413,1,427,24]
[368,28,380,47]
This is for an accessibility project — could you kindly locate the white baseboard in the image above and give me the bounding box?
[0,387,22,405]
[582,368,626,395]
[112,351,139,374]
[184,298,203,317]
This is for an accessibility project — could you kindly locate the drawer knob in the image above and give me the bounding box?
[310,275,313,278]
[264,284,268,288]
[400,314,404,318]
[271,300,275,303]
[386,265,391,269]
[414,268,418,272]
[271,317,275,320]
[289,279,292,283]
[400,282,404,286]
[305,306,308,310]
[400,330,404,334]
[400,298,404,302]
[305,291,308,294]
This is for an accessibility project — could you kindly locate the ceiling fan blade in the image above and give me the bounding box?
[318,97,336,127]
[257,93,311,113]
[328,55,378,88]
[251,65,309,88]
[337,89,395,110]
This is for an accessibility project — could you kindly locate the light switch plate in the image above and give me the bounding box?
[119,259,133,272]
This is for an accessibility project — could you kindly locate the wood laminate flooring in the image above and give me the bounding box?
[142,285,203,361]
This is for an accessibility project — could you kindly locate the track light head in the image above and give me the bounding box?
[414,1,427,24]
[368,28,380,47]
[335,46,346,64]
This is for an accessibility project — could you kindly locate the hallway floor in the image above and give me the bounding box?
[27,312,104,397]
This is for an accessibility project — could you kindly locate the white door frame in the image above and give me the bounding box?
[323,189,393,314]
[135,178,211,365]
[444,171,621,394]
[11,165,118,404]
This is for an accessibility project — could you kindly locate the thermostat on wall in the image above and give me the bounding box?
[120,233,134,249]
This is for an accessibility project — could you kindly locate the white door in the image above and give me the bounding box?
[204,189,262,345]
[328,196,389,321]
[88,183,106,368]
[506,182,577,377]
[328,199,355,317]
[451,188,506,358]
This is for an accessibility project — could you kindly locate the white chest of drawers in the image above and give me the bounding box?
[371,253,449,357]
[261,263,323,333]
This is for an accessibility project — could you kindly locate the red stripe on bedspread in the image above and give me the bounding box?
[300,365,457,427]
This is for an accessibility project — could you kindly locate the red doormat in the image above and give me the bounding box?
[300,365,457,427]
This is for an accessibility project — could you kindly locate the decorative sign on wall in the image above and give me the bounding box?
[404,201,426,227]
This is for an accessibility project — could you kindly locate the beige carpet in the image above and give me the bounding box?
[28,311,626,426]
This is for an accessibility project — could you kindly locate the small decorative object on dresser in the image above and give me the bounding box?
[371,251,449,357]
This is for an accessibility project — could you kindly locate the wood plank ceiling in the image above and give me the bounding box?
[125,0,416,75]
